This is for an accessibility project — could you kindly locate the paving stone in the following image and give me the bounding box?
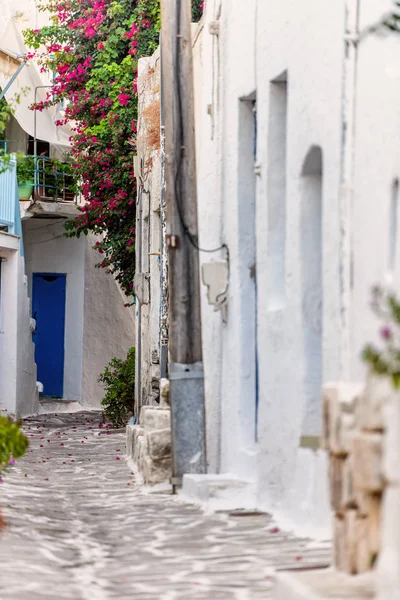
[0,411,330,599]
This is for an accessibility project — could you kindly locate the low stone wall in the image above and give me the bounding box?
[126,405,172,484]
[322,376,398,583]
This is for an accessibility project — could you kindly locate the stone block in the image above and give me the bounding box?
[355,489,369,517]
[356,374,393,432]
[141,406,171,432]
[160,378,170,400]
[355,516,370,573]
[377,487,400,600]
[329,456,345,513]
[333,515,346,571]
[132,426,144,462]
[137,436,147,472]
[342,455,356,511]
[352,431,383,492]
[366,493,381,557]
[322,382,363,455]
[126,423,135,458]
[344,509,358,574]
[146,428,171,460]
[382,394,400,485]
[143,455,171,485]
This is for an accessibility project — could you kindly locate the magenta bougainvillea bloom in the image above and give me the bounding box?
[23,0,161,299]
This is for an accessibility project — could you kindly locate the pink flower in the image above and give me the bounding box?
[381,326,392,341]
[118,94,130,106]
[97,42,105,51]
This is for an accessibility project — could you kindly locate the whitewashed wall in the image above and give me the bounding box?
[0,232,38,416]
[81,232,136,408]
[135,52,162,410]
[23,218,86,402]
[23,219,135,407]
[193,0,400,537]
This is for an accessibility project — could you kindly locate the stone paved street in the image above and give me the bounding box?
[0,412,331,599]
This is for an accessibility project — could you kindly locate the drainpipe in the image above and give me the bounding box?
[159,32,169,380]
[338,0,360,380]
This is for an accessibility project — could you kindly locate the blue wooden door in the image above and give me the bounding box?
[32,273,66,398]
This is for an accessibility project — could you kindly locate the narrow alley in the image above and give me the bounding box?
[0,412,330,600]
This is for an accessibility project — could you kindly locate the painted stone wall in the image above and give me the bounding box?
[81,232,136,408]
[23,218,86,402]
[192,0,400,537]
[0,233,38,417]
[323,376,400,600]
[23,218,135,407]
[135,50,162,411]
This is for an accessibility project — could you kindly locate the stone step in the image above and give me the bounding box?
[273,568,375,600]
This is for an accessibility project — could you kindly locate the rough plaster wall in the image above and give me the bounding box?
[192,21,225,473]
[0,236,37,417]
[193,0,347,534]
[23,219,85,402]
[136,52,162,408]
[218,0,259,482]
[81,234,135,408]
[0,0,45,38]
[254,0,344,521]
[5,116,28,154]
[16,253,38,415]
[351,2,400,380]
[0,246,18,414]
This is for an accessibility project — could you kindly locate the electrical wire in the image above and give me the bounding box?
[174,0,227,257]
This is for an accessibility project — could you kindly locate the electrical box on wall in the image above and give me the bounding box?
[133,272,150,305]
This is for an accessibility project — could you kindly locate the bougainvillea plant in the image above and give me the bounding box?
[0,416,29,482]
[23,0,203,300]
[99,347,135,428]
[363,286,400,388]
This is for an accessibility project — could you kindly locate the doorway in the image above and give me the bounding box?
[32,273,66,398]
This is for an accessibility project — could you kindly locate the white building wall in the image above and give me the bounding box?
[193,0,400,537]
[0,232,38,416]
[23,218,85,402]
[351,0,400,379]
[22,219,135,407]
[135,52,162,410]
[81,233,136,408]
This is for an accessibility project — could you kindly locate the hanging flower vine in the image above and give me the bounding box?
[23,0,203,299]
[24,0,160,299]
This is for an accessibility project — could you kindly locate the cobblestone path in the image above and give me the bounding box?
[0,412,331,600]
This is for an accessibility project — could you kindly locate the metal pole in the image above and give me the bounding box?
[0,61,27,102]
[33,85,53,198]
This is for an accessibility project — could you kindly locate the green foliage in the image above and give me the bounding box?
[363,286,400,388]
[23,0,161,300]
[385,1,400,32]
[99,347,135,428]
[16,154,35,184]
[0,416,28,474]
[192,0,204,23]
[0,98,13,138]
